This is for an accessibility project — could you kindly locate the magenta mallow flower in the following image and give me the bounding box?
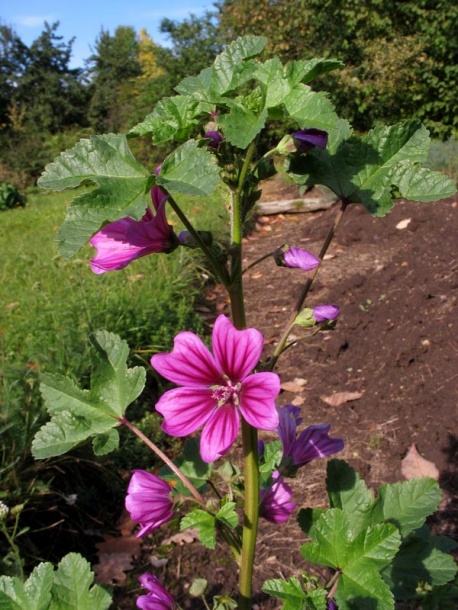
[89,185,178,274]
[260,473,296,523]
[136,573,174,610]
[204,130,223,148]
[151,315,280,463]
[276,405,344,476]
[292,128,328,153]
[125,470,174,537]
[313,304,340,323]
[275,246,320,271]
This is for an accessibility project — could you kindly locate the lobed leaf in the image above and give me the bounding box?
[180,510,216,549]
[38,134,151,258]
[262,577,328,610]
[32,331,145,459]
[49,553,111,609]
[157,139,221,196]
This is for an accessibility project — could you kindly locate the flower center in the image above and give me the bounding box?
[211,380,241,408]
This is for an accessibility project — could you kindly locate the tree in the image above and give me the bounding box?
[218,0,458,137]
[15,21,89,133]
[0,24,29,130]
[87,26,142,132]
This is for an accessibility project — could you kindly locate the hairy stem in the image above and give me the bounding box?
[268,199,349,371]
[227,139,260,610]
[120,417,205,505]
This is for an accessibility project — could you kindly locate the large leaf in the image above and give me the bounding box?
[38,134,151,258]
[219,105,268,150]
[49,553,111,610]
[32,331,145,458]
[128,95,208,143]
[301,509,401,610]
[156,139,221,196]
[383,527,458,599]
[262,578,327,610]
[287,120,456,216]
[0,563,53,610]
[370,478,441,537]
[285,58,344,85]
[283,84,339,131]
[326,459,374,536]
[210,35,266,95]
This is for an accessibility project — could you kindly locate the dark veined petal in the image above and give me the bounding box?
[212,315,264,382]
[155,386,216,437]
[200,403,240,463]
[152,331,224,387]
[238,372,280,430]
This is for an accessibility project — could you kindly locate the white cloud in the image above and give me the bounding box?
[17,15,57,28]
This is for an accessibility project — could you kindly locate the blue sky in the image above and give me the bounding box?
[1,1,216,68]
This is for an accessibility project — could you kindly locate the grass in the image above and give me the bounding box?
[0,185,228,572]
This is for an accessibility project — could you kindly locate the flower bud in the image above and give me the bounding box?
[292,128,328,153]
[204,130,223,149]
[312,304,340,323]
[274,246,320,271]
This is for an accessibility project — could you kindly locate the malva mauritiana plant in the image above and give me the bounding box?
[1,36,455,610]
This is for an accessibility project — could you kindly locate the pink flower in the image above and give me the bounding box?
[89,185,178,274]
[312,305,340,323]
[136,573,174,610]
[260,473,296,523]
[151,315,280,463]
[125,470,174,537]
[276,405,344,476]
[275,246,320,271]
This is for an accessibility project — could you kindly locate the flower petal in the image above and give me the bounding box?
[155,387,215,436]
[151,331,224,387]
[292,424,344,465]
[282,247,320,271]
[200,404,240,462]
[212,315,264,381]
[276,404,301,456]
[312,305,340,322]
[239,372,280,430]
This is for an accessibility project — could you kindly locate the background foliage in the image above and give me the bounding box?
[1,0,457,187]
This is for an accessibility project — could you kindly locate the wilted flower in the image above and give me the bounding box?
[274,246,320,271]
[89,184,178,274]
[277,405,344,476]
[125,470,174,537]
[151,315,280,463]
[312,305,340,323]
[292,128,328,153]
[204,130,223,148]
[260,473,296,523]
[136,573,174,610]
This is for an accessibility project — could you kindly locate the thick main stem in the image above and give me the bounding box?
[228,141,260,610]
[268,199,349,371]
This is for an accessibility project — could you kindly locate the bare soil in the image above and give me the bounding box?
[114,178,458,609]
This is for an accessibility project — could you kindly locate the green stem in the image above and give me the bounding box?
[166,194,230,287]
[242,245,284,275]
[268,199,349,371]
[227,139,260,610]
[120,417,205,505]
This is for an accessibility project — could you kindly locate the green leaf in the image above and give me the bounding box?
[210,35,266,95]
[370,477,441,537]
[38,134,151,258]
[297,508,326,537]
[283,85,339,131]
[254,57,292,108]
[33,331,145,458]
[92,428,119,456]
[326,460,374,536]
[181,509,216,549]
[259,440,283,474]
[175,67,214,97]
[0,563,53,610]
[262,578,327,610]
[286,58,344,85]
[219,105,268,149]
[287,119,456,216]
[383,527,458,599]
[216,502,239,529]
[128,95,206,143]
[160,437,212,494]
[49,553,111,610]
[421,582,458,610]
[157,139,221,196]
[301,510,401,610]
